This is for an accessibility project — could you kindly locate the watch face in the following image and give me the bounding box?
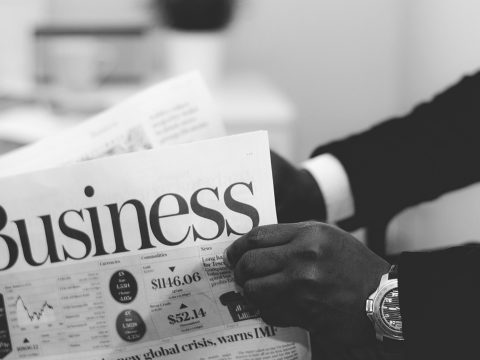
[380,288,402,333]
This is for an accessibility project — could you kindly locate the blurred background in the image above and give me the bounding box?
[1,0,480,255]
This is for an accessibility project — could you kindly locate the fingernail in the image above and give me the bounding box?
[223,248,232,269]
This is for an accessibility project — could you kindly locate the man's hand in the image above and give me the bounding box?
[270,151,326,223]
[225,221,390,347]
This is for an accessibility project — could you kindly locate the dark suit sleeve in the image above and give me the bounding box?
[309,73,480,358]
[399,244,480,359]
[312,71,480,226]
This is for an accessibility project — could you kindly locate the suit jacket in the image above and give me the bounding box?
[312,71,480,359]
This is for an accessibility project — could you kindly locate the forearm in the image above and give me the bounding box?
[310,71,480,226]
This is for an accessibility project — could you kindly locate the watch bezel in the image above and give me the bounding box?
[371,278,404,341]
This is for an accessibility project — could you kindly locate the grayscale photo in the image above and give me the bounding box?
[0,1,477,359]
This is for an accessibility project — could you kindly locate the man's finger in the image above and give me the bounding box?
[242,272,289,309]
[224,224,298,268]
[233,246,288,286]
[259,304,298,328]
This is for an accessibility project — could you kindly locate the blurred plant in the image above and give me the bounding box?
[154,0,236,31]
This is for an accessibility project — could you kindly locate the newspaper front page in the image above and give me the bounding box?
[0,72,225,178]
[0,132,311,360]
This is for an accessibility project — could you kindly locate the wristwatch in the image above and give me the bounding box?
[366,264,404,347]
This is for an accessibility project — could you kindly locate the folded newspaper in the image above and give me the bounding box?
[0,75,311,360]
[0,73,225,177]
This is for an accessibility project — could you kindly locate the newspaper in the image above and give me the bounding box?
[0,132,311,360]
[0,72,225,178]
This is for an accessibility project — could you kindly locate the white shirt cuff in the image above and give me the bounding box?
[302,154,355,223]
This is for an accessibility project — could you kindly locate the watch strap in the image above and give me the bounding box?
[378,338,405,357]
[382,337,405,354]
[388,264,399,280]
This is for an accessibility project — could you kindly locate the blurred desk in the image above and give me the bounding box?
[0,74,296,159]
[0,139,22,154]
[216,74,296,161]
[0,107,81,155]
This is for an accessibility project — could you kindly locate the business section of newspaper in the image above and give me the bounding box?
[0,241,309,360]
[0,108,310,358]
[105,322,308,360]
